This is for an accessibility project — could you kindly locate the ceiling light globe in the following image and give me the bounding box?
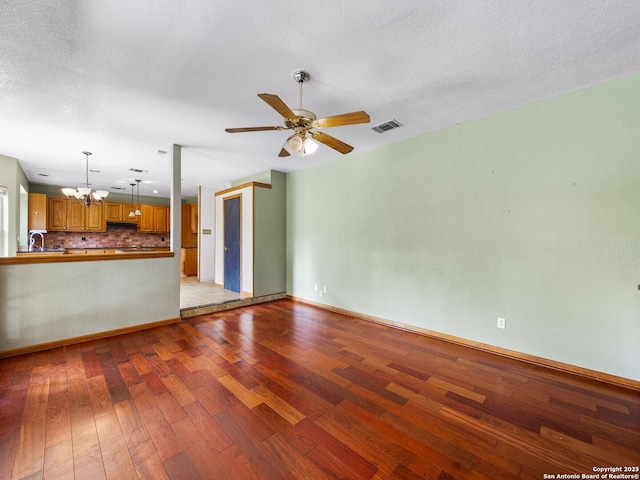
[301,137,319,155]
[284,134,304,154]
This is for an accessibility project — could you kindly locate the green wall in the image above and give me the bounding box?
[286,74,640,381]
[0,154,29,255]
[254,171,286,296]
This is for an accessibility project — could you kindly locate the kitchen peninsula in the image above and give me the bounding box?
[1,192,175,265]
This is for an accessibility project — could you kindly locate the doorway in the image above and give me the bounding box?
[223,194,241,293]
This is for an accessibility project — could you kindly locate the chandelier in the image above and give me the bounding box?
[61,151,109,207]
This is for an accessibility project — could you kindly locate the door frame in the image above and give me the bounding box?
[223,193,242,293]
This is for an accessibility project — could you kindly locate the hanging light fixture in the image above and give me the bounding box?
[61,151,109,207]
[135,179,142,216]
[281,72,319,157]
[283,132,318,156]
[128,183,136,217]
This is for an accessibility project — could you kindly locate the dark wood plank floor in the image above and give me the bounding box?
[1,300,638,479]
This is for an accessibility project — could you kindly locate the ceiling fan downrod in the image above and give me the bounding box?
[293,70,310,110]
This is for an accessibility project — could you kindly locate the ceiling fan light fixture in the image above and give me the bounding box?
[301,137,318,156]
[226,70,369,156]
[283,134,304,154]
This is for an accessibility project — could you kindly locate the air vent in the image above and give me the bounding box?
[372,119,403,133]
[129,168,148,173]
[110,186,125,190]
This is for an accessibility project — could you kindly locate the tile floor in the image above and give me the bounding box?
[179,276,243,309]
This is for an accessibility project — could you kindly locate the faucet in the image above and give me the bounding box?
[28,230,46,251]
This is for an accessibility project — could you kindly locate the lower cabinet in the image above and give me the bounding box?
[180,247,197,276]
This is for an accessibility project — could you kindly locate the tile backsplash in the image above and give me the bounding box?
[44,229,170,249]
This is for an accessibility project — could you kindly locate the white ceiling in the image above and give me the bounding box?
[1,1,640,199]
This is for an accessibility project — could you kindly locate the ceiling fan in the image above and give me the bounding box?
[225,70,370,157]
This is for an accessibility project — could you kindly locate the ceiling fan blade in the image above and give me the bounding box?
[278,148,291,157]
[258,93,297,119]
[315,111,370,129]
[310,131,354,154]
[225,126,283,133]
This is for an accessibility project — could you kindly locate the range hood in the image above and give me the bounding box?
[106,221,138,230]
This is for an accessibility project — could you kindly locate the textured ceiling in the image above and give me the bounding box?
[1,1,640,198]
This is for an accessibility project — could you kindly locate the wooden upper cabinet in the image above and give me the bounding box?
[138,204,155,232]
[154,206,168,233]
[47,197,106,232]
[28,193,47,230]
[104,202,124,221]
[139,205,169,233]
[181,203,197,247]
[85,203,104,231]
[190,203,198,234]
[66,202,86,231]
[47,197,68,231]
[105,202,139,222]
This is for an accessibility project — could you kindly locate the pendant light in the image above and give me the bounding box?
[128,183,136,217]
[135,179,142,216]
[61,151,109,207]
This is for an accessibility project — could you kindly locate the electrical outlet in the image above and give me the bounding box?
[323,286,327,293]
[314,284,318,291]
[497,317,506,329]
[319,291,323,298]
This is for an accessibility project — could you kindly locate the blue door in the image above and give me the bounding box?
[223,195,241,293]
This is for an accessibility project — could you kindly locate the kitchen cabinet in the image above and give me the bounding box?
[47,197,68,231]
[139,205,169,233]
[181,247,197,276]
[66,202,86,230]
[105,202,139,222]
[47,197,105,232]
[154,206,168,233]
[190,203,198,233]
[85,203,105,231]
[28,193,47,230]
[181,204,197,247]
[104,202,122,221]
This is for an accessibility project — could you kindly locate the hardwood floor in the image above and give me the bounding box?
[1,300,638,479]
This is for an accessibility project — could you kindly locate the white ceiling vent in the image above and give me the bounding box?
[372,119,403,133]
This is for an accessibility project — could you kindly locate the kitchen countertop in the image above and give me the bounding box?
[17,245,168,253]
[5,247,173,265]
[17,248,65,253]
